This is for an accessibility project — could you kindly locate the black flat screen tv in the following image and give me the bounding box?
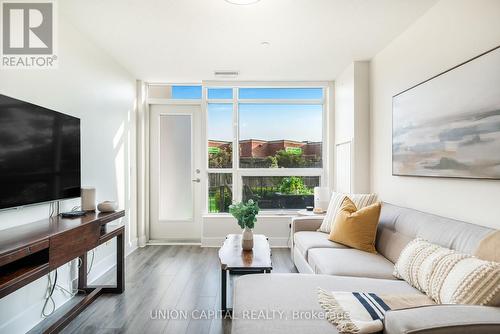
[0,94,81,210]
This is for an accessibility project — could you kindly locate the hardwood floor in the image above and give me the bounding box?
[61,246,297,334]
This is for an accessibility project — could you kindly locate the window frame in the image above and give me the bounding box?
[204,82,330,214]
[147,83,203,103]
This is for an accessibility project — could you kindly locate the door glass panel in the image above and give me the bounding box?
[159,114,192,220]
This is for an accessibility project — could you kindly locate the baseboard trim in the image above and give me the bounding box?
[138,235,148,247]
[147,239,201,246]
[127,237,138,256]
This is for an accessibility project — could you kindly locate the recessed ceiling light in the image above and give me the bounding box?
[225,0,261,5]
[261,41,270,47]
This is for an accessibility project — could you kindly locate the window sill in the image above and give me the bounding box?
[203,210,300,219]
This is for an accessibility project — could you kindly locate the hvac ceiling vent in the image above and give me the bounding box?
[214,70,239,78]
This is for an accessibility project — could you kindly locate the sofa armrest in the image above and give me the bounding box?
[291,216,324,234]
[384,305,500,334]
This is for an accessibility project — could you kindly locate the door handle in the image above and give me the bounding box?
[192,178,201,183]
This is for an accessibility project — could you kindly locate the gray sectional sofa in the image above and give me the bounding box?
[231,203,500,334]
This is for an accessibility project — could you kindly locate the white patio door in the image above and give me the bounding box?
[149,104,202,242]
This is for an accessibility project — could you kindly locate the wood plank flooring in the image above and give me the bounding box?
[60,246,297,334]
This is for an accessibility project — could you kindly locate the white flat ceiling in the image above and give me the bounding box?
[62,0,437,82]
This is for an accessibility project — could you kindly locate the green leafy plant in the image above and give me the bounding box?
[274,149,306,168]
[212,189,231,213]
[267,155,279,168]
[278,176,313,195]
[229,199,260,229]
[209,146,232,168]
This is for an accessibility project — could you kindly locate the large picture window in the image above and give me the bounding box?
[239,104,322,168]
[206,85,326,213]
[207,103,233,169]
[242,176,320,209]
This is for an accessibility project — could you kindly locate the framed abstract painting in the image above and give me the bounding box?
[392,46,500,179]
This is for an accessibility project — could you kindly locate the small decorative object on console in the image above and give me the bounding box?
[229,199,260,251]
[313,207,326,214]
[314,187,330,213]
[81,187,96,211]
[97,201,118,213]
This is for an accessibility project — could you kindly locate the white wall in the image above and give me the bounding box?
[370,0,500,229]
[335,64,355,144]
[335,61,370,193]
[0,17,137,334]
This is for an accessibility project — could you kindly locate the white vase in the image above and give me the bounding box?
[241,227,254,251]
[81,187,96,211]
[314,187,330,213]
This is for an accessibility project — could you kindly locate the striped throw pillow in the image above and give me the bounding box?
[318,192,378,233]
[394,238,500,306]
[431,254,500,305]
[393,238,454,292]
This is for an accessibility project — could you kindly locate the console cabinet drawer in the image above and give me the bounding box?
[0,240,49,267]
[49,223,99,269]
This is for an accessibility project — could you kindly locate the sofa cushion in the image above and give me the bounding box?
[294,231,347,259]
[377,203,494,262]
[232,274,420,334]
[384,305,500,334]
[475,230,500,263]
[376,227,413,263]
[308,248,397,279]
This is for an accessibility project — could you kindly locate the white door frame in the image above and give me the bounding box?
[148,101,202,243]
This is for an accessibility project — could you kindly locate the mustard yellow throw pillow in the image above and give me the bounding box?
[328,197,381,253]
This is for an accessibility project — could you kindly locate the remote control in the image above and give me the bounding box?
[60,211,87,218]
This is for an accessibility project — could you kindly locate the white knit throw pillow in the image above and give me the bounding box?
[432,254,500,305]
[394,238,500,306]
[394,239,432,285]
[317,192,377,233]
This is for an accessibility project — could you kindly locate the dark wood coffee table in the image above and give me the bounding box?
[218,234,272,313]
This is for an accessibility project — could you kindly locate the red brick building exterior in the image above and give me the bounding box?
[208,139,321,158]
